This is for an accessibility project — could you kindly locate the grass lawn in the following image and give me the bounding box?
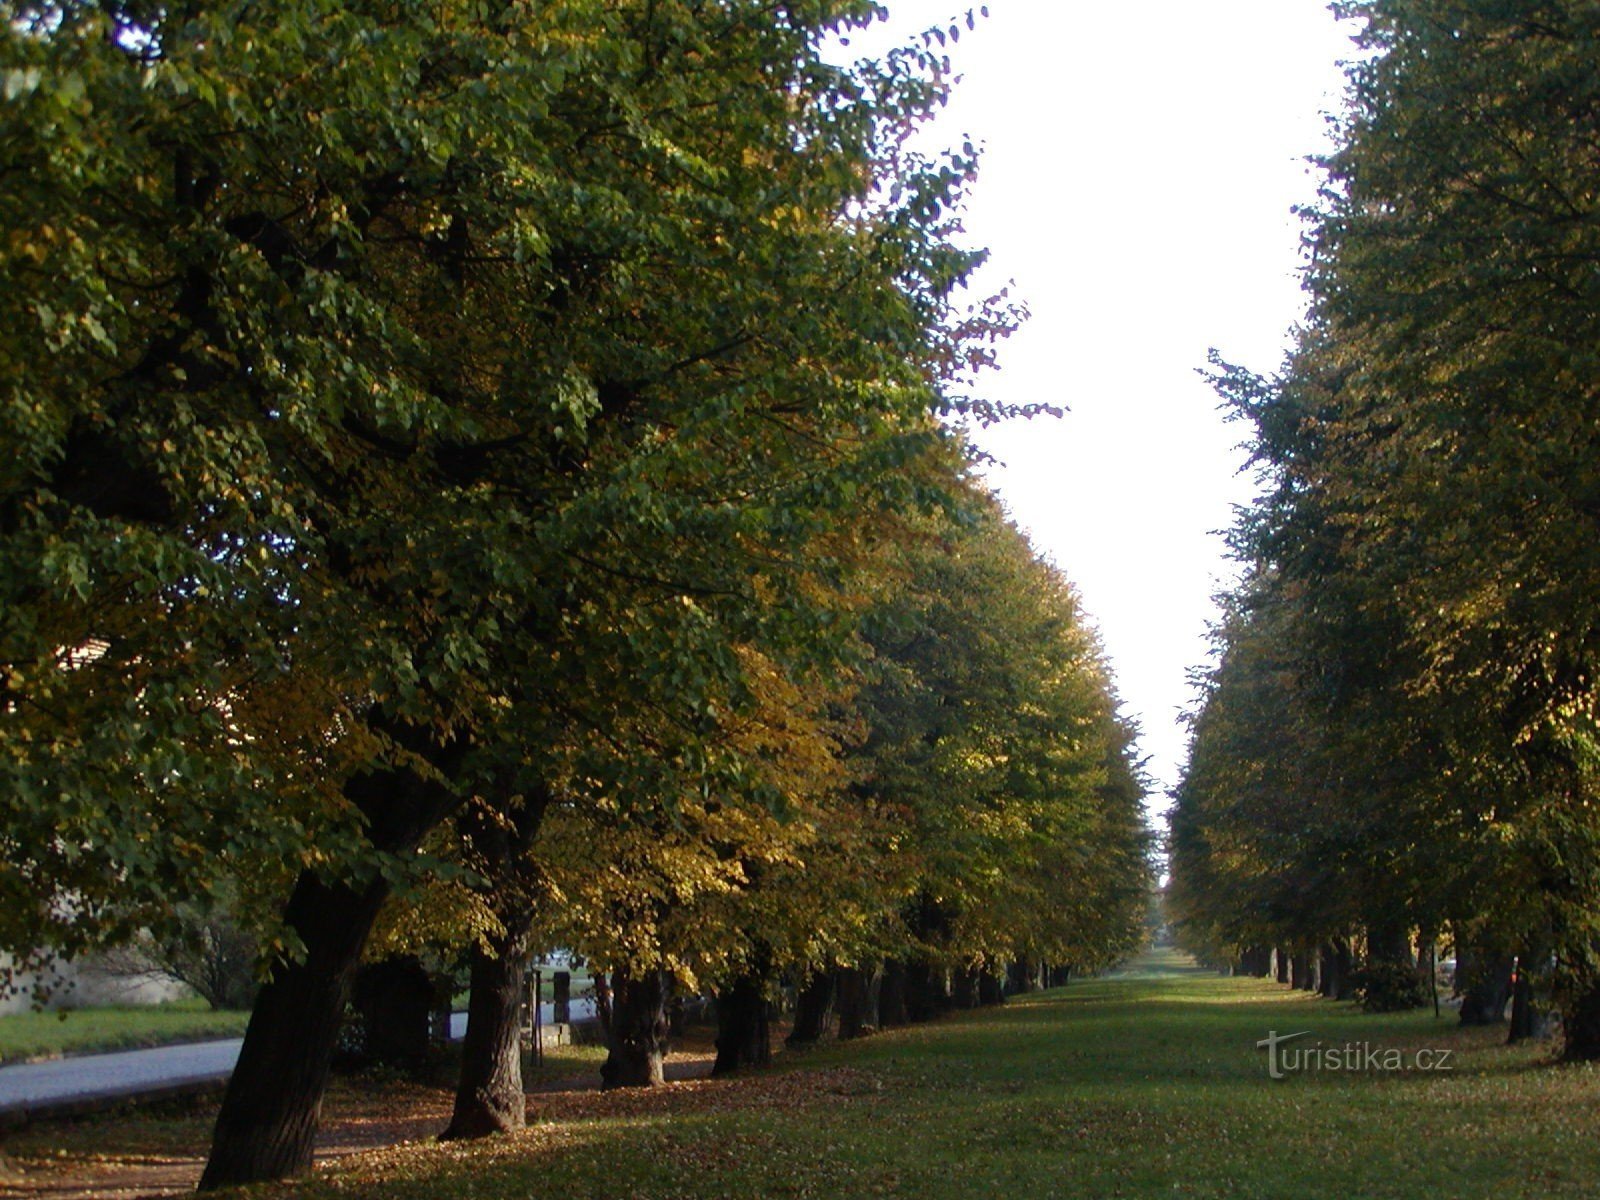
[5,950,1597,1198]
[275,949,1600,1200]
[0,998,249,1063]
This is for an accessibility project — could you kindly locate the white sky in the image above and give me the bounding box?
[850,2,1357,807]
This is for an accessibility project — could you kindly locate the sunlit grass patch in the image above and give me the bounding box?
[0,999,248,1063]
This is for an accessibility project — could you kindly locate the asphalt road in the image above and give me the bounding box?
[0,998,597,1120]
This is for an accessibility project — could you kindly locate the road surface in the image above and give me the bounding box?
[0,998,596,1121]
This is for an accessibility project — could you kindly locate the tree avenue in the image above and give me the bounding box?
[2,0,1151,1189]
[1170,0,1600,1057]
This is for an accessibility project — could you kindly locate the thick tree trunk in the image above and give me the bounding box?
[835,967,873,1040]
[1006,958,1039,995]
[787,971,836,1046]
[199,872,390,1189]
[593,972,613,1037]
[878,960,909,1027]
[1317,940,1355,1000]
[200,761,455,1190]
[904,960,949,1022]
[1289,951,1313,992]
[1273,947,1291,984]
[1046,965,1071,988]
[712,972,772,1075]
[441,926,532,1139]
[601,968,669,1089]
[978,970,1006,1005]
[1507,962,1539,1044]
[1242,945,1272,977]
[441,787,547,1139]
[1562,978,1600,1061]
[1457,953,1513,1026]
[951,966,979,1009]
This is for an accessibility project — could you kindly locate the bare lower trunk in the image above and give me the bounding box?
[951,966,979,1009]
[200,761,455,1190]
[601,968,669,1089]
[198,872,389,1189]
[442,786,547,1139]
[1457,952,1513,1026]
[441,925,531,1139]
[977,970,1005,1006]
[1562,977,1600,1061]
[1318,940,1355,1000]
[836,967,872,1039]
[713,972,771,1074]
[878,960,909,1026]
[1289,951,1312,991]
[787,971,836,1046]
[1507,963,1538,1044]
[1274,947,1291,984]
[1006,958,1040,995]
[904,960,949,1022]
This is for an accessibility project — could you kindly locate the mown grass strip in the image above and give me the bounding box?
[266,950,1600,1199]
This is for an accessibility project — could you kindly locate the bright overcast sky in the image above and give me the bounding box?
[847,2,1357,807]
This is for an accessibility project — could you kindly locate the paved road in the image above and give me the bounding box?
[0,998,597,1120]
[0,1037,243,1118]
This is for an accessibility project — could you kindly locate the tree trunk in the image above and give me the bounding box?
[593,971,613,1037]
[1046,965,1071,988]
[978,970,1006,1006]
[1006,958,1038,995]
[712,971,772,1075]
[441,786,548,1139]
[835,967,872,1040]
[199,872,391,1189]
[787,971,836,1046]
[200,760,456,1190]
[1457,953,1513,1026]
[1243,945,1272,977]
[601,968,669,1089]
[904,960,949,1022]
[878,960,909,1027]
[441,925,532,1139]
[950,966,979,1009]
[1289,951,1312,992]
[1273,947,1291,984]
[1562,977,1600,1061]
[1507,960,1538,1044]
[1317,939,1355,1000]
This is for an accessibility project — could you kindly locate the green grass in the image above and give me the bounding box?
[269,948,1599,1199]
[0,998,249,1063]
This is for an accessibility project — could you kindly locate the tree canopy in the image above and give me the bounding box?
[1171,0,1600,1056]
[2,0,1152,1184]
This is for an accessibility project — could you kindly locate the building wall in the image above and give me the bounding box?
[0,951,189,1014]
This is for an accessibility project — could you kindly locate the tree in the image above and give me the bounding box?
[6,0,1031,1181]
[1180,0,1600,1055]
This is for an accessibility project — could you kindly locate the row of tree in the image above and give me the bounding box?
[2,0,1150,1188]
[1168,0,1600,1059]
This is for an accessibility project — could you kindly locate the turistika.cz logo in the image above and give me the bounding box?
[1255,1030,1455,1080]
